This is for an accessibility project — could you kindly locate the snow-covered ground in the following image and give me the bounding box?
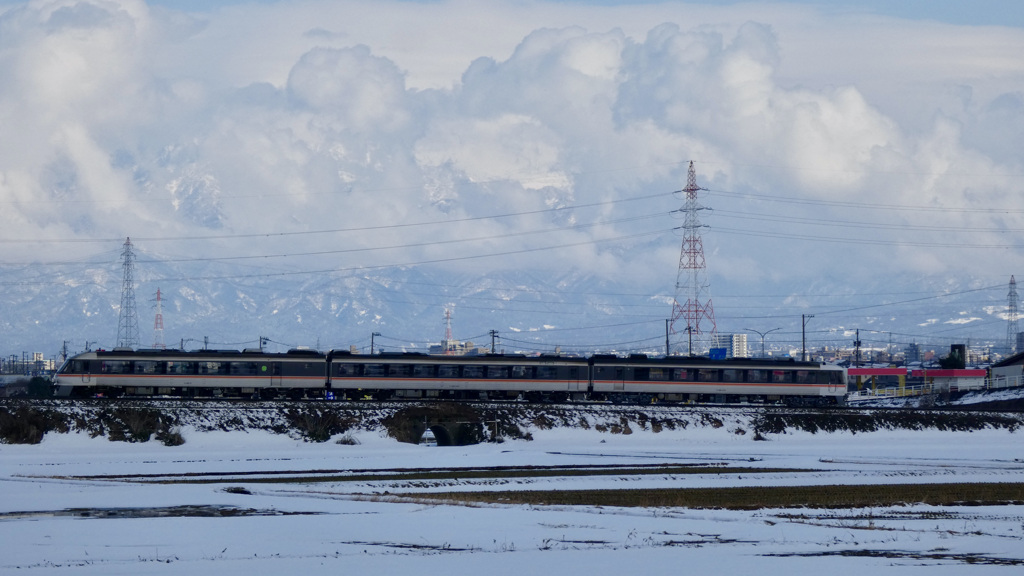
[2,425,1023,574]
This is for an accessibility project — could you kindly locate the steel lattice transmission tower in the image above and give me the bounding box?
[1006,275,1019,355]
[152,288,166,350]
[442,308,456,355]
[669,161,717,355]
[116,237,141,349]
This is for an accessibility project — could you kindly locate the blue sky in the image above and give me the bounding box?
[127,0,1024,27]
[4,1,1018,27]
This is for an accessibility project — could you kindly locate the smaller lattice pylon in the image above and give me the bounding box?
[153,288,166,350]
[443,308,455,355]
[1007,275,1019,355]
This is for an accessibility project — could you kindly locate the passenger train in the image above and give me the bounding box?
[52,348,847,405]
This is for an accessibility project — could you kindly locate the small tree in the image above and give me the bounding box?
[27,377,53,398]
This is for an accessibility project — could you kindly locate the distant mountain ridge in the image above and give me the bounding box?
[0,258,1011,361]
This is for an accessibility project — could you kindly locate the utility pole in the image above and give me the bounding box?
[371,332,381,355]
[489,330,499,353]
[665,319,670,357]
[854,329,862,368]
[801,314,814,361]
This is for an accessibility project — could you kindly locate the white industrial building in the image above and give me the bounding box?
[711,333,748,358]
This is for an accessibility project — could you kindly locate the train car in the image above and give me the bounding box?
[53,347,847,405]
[327,350,590,401]
[589,354,846,405]
[53,348,328,398]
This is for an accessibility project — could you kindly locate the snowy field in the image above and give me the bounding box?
[2,425,1024,574]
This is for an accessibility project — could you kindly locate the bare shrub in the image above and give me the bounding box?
[0,406,67,444]
[531,415,555,429]
[286,408,354,443]
[335,433,360,445]
[106,408,163,443]
[157,425,186,447]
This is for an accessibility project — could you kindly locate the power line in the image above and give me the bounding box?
[0,191,674,245]
[132,212,667,264]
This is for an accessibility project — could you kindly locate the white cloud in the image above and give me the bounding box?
[0,0,1021,290]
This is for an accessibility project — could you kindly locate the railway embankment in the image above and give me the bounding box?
[2,396,1023,446]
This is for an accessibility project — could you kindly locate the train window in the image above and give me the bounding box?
[487,366,509,378]
[134,361,159,374]
[230,363,258,376]
[772,370,791,383]
[697,369,719,382]
[648,368,668,381]
[634,368,650,380]
[71,360,89,373]
[462,366,484,378]
[199,362,227,375]
[333,363,359,377]
[437,364,458,378]
[536,366,557,379]
[795,370,813,383]
[672,368,693,381]
[747,370,768,383]
[412,365,435,378]
[283,362,320,377]
[102,361,131,374]
[511,365,533,378]
[363,364,386,377]
[722,369,741,382]
[389,364,411,377]
[166,361,195,375]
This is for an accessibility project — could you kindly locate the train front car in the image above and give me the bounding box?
[589,354,847,405]
[53,348,329,399]
[327,351,591,402]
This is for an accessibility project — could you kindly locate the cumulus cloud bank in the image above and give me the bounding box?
[1,0,1022,297]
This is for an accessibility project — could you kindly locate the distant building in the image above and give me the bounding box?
[427,340,489,356]
[711,333,748,358]
[904,342,922,363]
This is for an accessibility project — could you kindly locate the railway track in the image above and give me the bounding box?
[3,395,1021,414]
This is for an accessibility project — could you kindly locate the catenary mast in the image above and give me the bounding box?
[669,161,717,355]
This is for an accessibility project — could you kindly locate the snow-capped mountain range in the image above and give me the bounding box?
[0,256,1013,363]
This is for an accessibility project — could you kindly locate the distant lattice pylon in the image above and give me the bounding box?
[116,237,141,349]
[443,307,455,355]
[1007,275,1019,355]
[153,288,166,350]
[669,161,717,355]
